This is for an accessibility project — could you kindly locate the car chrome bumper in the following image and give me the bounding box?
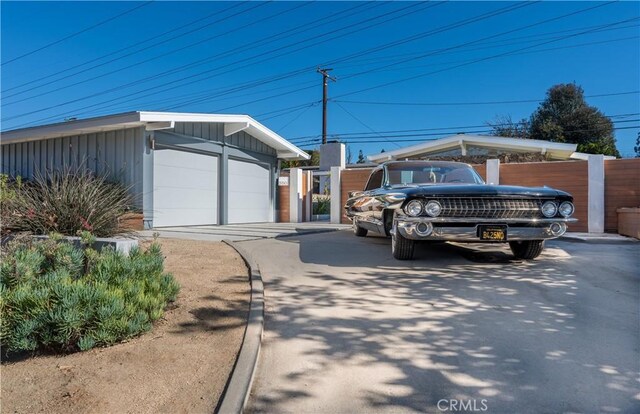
[393,217,577,242]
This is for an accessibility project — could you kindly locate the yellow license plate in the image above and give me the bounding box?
[479,225,507,241]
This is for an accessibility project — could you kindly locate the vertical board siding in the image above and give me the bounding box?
[1,127,145,208]
[277,172,290,222]
[499,161,588,232]
[172,122,277,156]
[604,158,640,232]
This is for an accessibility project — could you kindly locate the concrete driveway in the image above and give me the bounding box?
[240,230,639,413]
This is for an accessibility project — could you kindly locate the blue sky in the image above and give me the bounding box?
[2,1,639,157]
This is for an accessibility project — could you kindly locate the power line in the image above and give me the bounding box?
[333,91,640,107]
[1,1,423,123]
[1,1,252,94]
[334,102,402,148]
[6,1,532,127]
[259,101,323,120]
[2,1,287,105]
[288,112,640,142]
[1,1,154,66]
[6,0,632,132]
[140,19,639,115]
[19,27,633,125]
[287,115,640,144]
[335,11,636,99]
[296,125,640,148]
[330,21,639,70]
[8,1,532,126]
[333,2,619,95]
[152,1,435,111]
[276,103,318,133]
[334,35,639,76]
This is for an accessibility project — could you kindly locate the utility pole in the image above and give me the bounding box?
[317,68,336,144]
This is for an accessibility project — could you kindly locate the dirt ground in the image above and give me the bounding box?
[1,238,250,414]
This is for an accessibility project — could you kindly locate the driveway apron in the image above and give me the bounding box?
[241,230,639,413]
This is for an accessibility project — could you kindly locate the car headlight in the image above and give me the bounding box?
[405,200,423,217]
[424,200,442,217]
[558,201,574,217]
[541,201,558,218]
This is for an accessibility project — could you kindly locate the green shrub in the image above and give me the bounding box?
[9,164,132,237]
[313,196,330,215]
[0,174,24,235]
[0,235,179,354]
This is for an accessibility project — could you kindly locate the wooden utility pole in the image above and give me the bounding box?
[317,68,336,144]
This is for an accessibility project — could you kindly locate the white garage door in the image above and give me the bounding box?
[153,149,218,227]
[228,159,272,224]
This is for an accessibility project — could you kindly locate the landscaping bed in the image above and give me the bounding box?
[1,238,250,413]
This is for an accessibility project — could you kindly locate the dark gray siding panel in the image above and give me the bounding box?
[1,127,145,208]
[171,122,278,157]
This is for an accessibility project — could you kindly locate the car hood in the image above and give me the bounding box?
[387,183,571,198]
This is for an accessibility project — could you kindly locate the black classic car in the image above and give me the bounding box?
[344,161,577,260]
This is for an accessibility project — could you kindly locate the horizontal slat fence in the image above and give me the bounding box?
[499,161,588,232]
[604,159,640,232]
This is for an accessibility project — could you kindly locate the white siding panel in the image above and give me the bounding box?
[153,149,218,227]
[227,159,272,224]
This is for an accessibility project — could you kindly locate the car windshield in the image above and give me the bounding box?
[386,163,484,185]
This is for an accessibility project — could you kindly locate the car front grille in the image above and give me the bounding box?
[437,198,543,219]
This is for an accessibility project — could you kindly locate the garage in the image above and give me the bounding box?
[227,159,271,224]
[153,149,219,227]
[0,111,309,229]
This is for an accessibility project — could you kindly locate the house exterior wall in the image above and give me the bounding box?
[0,126,146,207]
[146,122,279,227]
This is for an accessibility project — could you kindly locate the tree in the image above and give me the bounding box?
[529,83,619,157]
[346,145,353,164]
[280,149,320,169]
[356,150,366,164]
[488,115,530,139]
[634,132,640,158]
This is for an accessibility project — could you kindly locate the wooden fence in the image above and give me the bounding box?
[604,159,640,232]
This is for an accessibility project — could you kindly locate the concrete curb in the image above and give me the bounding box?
[274,227,346,239]
[217,240,264,414]
[560,235,638,245]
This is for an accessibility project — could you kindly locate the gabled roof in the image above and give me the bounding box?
[0,111,309,160]
[367,134,604,163]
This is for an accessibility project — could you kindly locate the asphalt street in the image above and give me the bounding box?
[242,230,639,414]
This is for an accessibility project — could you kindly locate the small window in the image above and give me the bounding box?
[365,169,383,191]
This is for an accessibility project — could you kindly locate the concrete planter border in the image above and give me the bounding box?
[217,240,264,414]
[1,234,138,255]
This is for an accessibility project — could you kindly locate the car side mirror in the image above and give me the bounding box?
[348,190,365,198]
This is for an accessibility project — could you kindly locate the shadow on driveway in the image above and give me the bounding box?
[245,231,640,413]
